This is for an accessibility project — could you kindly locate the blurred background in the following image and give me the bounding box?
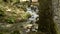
[0,0,60,34]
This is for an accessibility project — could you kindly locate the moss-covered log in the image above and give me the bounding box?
[38,0,57,34]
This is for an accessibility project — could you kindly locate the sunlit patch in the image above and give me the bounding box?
[6,9,12,11]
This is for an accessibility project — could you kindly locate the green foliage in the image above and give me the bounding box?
[0,10,5,17]
[11,30,20,34]
[0,32,3,34]
[5,17,16,24]
[21,12,31,20]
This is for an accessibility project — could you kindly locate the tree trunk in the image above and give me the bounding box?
[38,0,57,34]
